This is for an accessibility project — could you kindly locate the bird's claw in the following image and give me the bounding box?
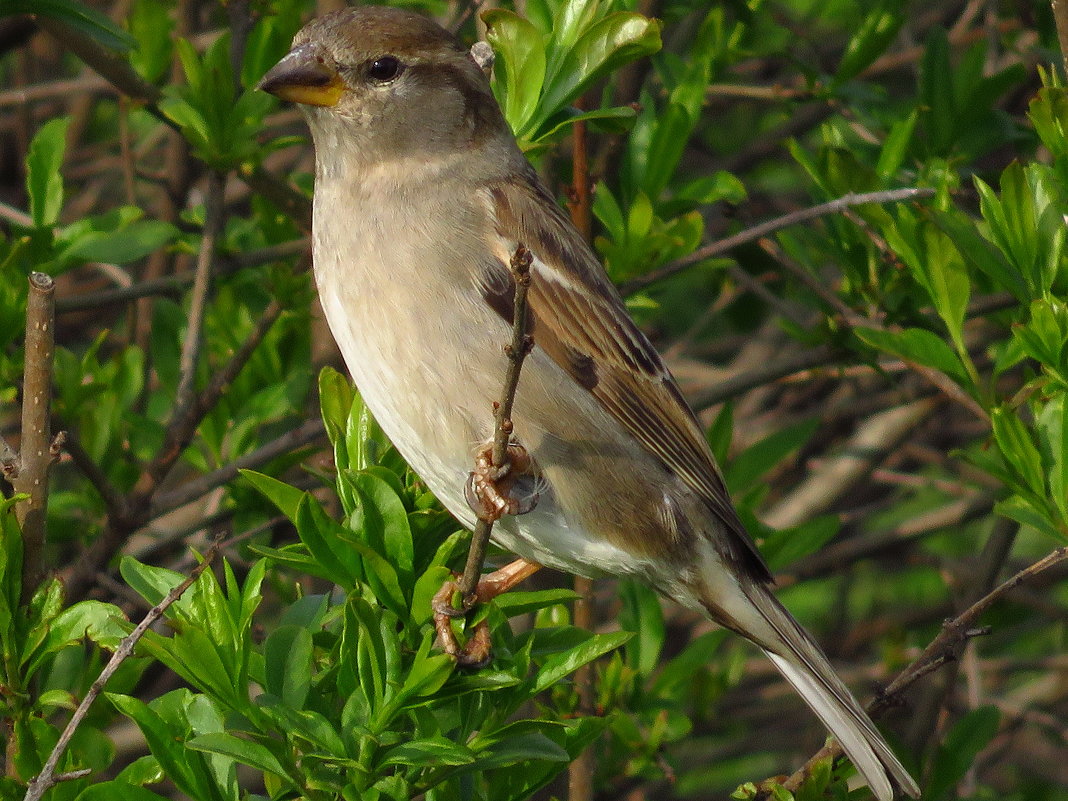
[464,441,538,522]
[431,577,493,667]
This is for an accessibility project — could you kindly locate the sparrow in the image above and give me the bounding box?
[258,6,919,799]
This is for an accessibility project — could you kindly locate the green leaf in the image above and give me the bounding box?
[926,706,999,800]
[727,419,819,495]
[263,625,313,709]
[23,600,127,676]
[761,515,841,571]
[26,117,71,228]
[379,737,475,767]
[61,219,176,264]
[319,366,354,447]
[619,579,663,677]
[492,589,581,618]
[187,731,287,777]
[349,471,413,584]
[483,9,546,134]
[876,111,918,180]
[991,405,1046,497]
[240,469,304,522]
[293,493,364,589]
[1036,395,1068,523]
[470,726,570,768]
[127,0,174,83]
[75,781,170,801]
[993,496,1061,540]
[540,13,660,123]
[397,635,454,700]
[533,630,631,693]
[855,326,970,386]
[119,557,185,610]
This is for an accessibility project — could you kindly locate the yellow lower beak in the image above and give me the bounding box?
[258,44,344,107]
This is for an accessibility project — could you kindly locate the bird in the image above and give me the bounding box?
[258,6,920,799]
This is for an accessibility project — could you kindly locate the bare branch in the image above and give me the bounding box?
[621,187,935,295]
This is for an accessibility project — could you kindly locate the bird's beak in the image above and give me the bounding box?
[258,43,344,107]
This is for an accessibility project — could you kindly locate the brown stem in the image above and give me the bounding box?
[457,246,535,602]
[568,575,596,801]
[131,171,227,501]
[11,273,59,603]
[690,345,842,411]
[23,544,220,801]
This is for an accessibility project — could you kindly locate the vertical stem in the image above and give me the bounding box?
[13,273,57,603]
[567,111,595,801]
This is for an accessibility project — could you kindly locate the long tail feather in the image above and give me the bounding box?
[749,587,920,800]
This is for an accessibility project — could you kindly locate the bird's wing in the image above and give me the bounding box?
[478,171,771,583]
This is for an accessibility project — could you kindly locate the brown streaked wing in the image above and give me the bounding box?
[483,172,772,583]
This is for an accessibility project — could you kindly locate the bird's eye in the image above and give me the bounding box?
[367,56,402,83]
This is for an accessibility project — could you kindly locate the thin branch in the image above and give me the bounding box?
[24,543,220,801]
[62,433,128,521]
[620,187,936,295]
[690,344,842,411]
[457,246,535,602]
[762,398,939,530]
[11,273,59,603]
[150,417,326,518]
[55,239,309,313]
[173,171,225,428]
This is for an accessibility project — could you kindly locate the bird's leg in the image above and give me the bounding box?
[432,558,542,667]
[464,440,539,522]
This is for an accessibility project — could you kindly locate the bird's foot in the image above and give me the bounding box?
[464,441,538,522]
[431,558,543,668]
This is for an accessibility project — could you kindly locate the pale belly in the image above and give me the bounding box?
[312,228,653,579]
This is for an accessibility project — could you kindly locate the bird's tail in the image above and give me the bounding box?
[739,583,921,801]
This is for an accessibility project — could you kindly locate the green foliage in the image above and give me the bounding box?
[102,385,629,801]
[484,0,661,149]
[1,0,1065,799]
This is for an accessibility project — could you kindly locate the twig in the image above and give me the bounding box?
[172,171,225,430]
[55,239,309,313]
[620,188,936,295]
[567,113,595,801]
[777,544,1068,794]
[150,417,325,518]
[11,273,60,603]
[457,246,535,602]
[24,543,221,801]
[690,344,842,411]
[62,433,128,521]
[1054,0,1068,80]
